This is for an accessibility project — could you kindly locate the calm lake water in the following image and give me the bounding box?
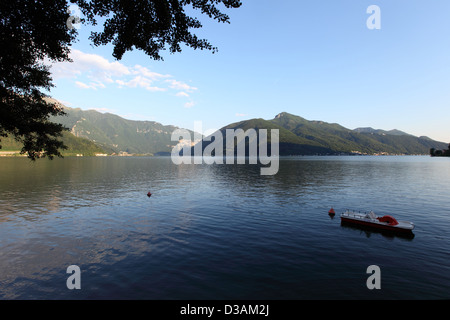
[0,156,449,300]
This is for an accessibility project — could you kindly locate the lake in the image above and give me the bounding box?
[0,156,449,300]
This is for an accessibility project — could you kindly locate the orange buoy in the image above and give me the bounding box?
[328,208,335,215]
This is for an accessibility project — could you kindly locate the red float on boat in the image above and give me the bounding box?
[340,210,414,234]
[377,215,398,225]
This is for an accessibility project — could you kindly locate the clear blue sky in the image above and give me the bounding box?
[49,0,450,142]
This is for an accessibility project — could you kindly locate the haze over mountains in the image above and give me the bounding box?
[1,100,447,156]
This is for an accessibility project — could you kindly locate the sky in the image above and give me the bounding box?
[48,0,450,143]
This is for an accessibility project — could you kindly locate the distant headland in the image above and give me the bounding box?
[430,144,450,157]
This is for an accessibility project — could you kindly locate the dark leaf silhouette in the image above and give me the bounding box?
[0,0,241,159]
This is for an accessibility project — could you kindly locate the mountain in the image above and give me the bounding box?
[219,117,334,155]
[197,112,448,156]
[353,127,412,136]
[49,101,194,155]
[2,101,446,157]
[1,99,194,156]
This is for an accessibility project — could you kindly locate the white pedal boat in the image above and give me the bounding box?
[340,210,414,234]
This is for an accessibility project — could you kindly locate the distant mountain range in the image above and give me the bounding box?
[0,99,194,156]
[1,100,447,157]
[199,112,448,156]
[51,104,194,155]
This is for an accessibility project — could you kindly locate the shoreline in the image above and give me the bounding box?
[0,152,433,158]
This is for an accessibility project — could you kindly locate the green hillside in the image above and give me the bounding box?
[52,105,194,155]
[3,97,446,158]
[58,130,106,156]
[221,118,334,155]
[197,112,448,156]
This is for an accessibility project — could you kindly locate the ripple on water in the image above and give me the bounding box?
[0,156,450,299]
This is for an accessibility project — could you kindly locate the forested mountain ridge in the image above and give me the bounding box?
[197,112,447,156]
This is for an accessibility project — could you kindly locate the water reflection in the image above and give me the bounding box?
[340,222,415,240]
[0,157,176,219]
[201,157,350,202]
[0,156,449,299]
